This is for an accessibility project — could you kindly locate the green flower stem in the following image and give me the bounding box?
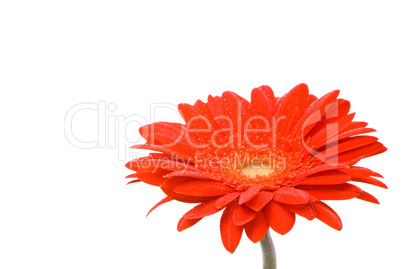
[260,230,277,269]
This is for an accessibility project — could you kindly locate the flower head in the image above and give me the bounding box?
[126,84,387,253]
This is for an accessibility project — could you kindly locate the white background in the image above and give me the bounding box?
[1,1,401,268]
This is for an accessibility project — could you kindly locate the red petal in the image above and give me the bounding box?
[308,113,355,149]
[130,171,167,186]
[293,163,349,181]
[177,216,202,232]
[139,122,196,159]
[264,201,295,235]
[222,91,247,135]
[294,90,340,136]
[309,99,350,140]
[215,192,240,209]
[220,202,243,253]
[357,191,380,204]
[297,171,351,185]
[140,122,184,141]
[341,166,383,178]
[233,203,258,226]
[341,121,368,132]
[273,187,310,205]
[296,183,362,200]
[334,127,376,143]
[193,99,222,131]
[351,177,387,189]
[312,136,379,162]
[173,179,233,197]
[310,201,342,230]
[146,196,173,217]
[245,191,273,211]
[259,85,275,101]
[177,103,212,144]
[341,167,387,189]
[183,198,222,219]
[244,211,269,243]
[275,83,309,137]
[283,204,316,220]
[164,170,226,182]
[318,136,378,156]
[126,179,140,185]
[327,141,385,165]
[131,143,187,160]
[231,92,250,112]
[207,95,227,129]
[160,178,209,203]
[250,87,275,127]
[305,99,351,137]
[307,94,318,105]
[239,184,263,205]
[326,98,351,119]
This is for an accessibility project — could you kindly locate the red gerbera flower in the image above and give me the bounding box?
[125,83,386,253]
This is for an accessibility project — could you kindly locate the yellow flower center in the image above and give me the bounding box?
[240,159,275,177]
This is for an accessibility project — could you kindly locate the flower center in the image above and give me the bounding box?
[240,159,275,178]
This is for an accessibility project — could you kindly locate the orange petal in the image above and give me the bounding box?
[220,203,243,253]
[215,192,240,209]
[273,187,310,205]
[160,178,209,203]
[250,87,275,127]
[326,137,381,159]
[328,142,386,165]
[307,94,318,105]
[131,143,188,160]
[238,184,263,205]
[308,113,355,149]
[297,171,351,185]
[222,91,247,134]
[293,163,348,181]
[357,191,380,204]
[177,103,212,144]
[146,196,173,217]
[275,83,309,137]
[340,121,368,132]
[325,98,351,120]
[320,136,378,156]
[126,179,140,184]
[283,204,316,221]
[173,179,233,197]
[342,166,383,178]
[177,216,202,232]
[183,198,222,219]
[259,85,275,101]
[296,183,362,200]
[139,122,196,158]
[295,90,340,136]
[245,191,273,211]
[165,170,227,182]
[207,95,227,128]
[310,201,342,230]
[341,167,387,189]
[244,211,269,243]
[129,171,166,186]
[351,177,387,189]
[233,203,258,226]
[192,99,222,131]
[264,201,295,235]
[332,127,376,144]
